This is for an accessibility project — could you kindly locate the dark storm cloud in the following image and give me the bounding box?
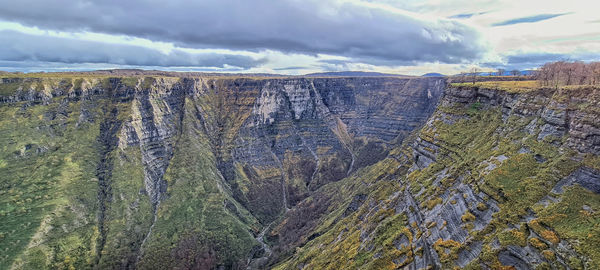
[0,30,264,68]
[0,60,251,73]
[491,13,569,26]
[0,0,486,65]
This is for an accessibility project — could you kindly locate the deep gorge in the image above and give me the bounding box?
[0,75,598,269]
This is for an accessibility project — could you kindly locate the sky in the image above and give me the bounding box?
[0,0,598,75]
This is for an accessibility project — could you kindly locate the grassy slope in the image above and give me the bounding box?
[0,96,105,269]
[0,78,265,269]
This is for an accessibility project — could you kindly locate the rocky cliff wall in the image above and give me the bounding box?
[273,84,600,269]
[3,75,599,269]
[0,75,444,269]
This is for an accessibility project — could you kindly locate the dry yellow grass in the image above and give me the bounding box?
[450,80,540,93]
[451,80,600,93]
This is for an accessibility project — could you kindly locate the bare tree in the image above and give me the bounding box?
[564,62,576,85]
[535,61,600,87]
[574,61,588,85]
[592,62,600,85]
[497,68,505,76]
[552,61,564,88]
[536,64,551,87]
[470,67,479,84]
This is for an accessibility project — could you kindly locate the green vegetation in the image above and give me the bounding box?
[97,146,151,268]
[272,158,405,270]
[433,238,461,264]
[534,186,600,267]
[137,98,259,269]
[461,211,475,223]
[0,76,178,97]
[141,77,156,89]
[423,86,596,268]
[0,75,598,269]
[277,83,599,269]
[0,96,108,269]
[0,81,25,96]
[120,77,139,88]
[0,79,265,269]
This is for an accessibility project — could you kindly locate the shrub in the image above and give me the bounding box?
[540,230,560,244]
[542,250,555,260]
[529,237,547,250]
[424,197,443,210]
[461,211,476,223]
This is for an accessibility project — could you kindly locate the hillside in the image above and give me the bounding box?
[0,75,598,269]
[1,0,599,268]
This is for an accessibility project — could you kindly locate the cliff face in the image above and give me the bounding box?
[0,76,444,269]
[273,84,600,269]
[2,75,598,270]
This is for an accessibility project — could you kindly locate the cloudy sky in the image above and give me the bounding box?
[0,0,598,75]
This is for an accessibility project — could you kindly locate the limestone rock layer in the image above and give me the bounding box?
[1,76,598,269]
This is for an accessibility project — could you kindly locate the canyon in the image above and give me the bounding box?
[0,74,598,269]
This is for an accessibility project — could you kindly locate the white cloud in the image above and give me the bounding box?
[0,0,597,74]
